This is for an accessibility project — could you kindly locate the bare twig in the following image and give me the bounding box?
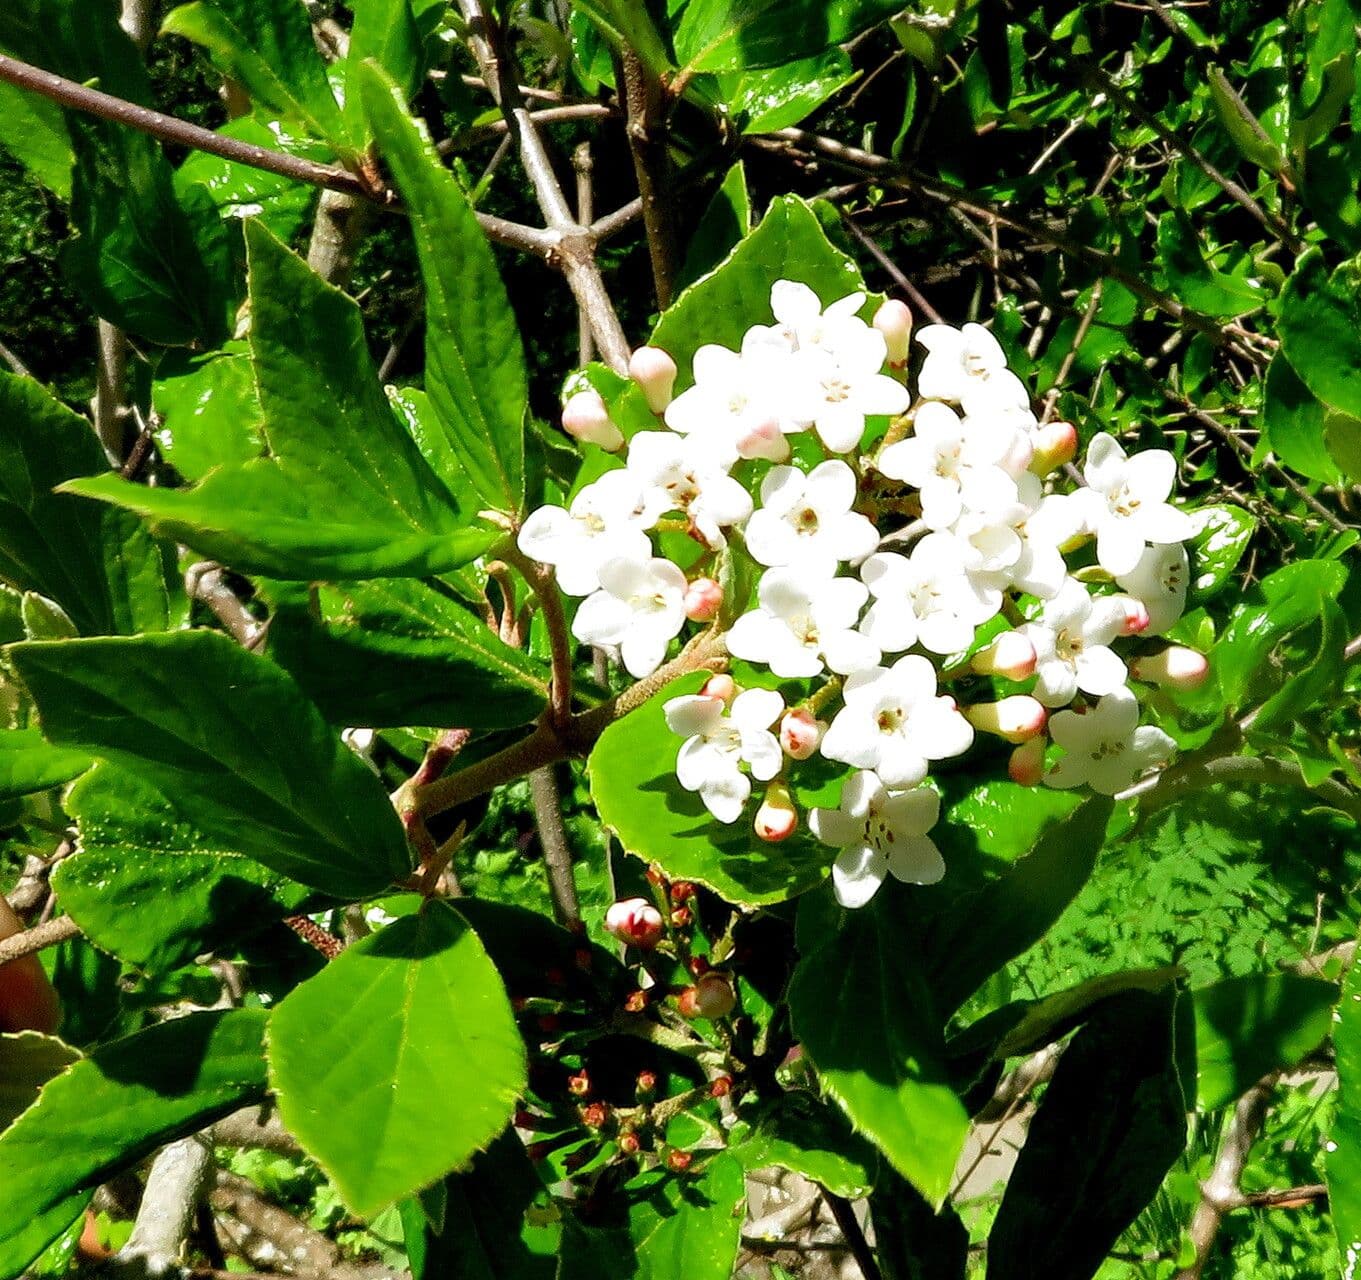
[840,212,944,324]
[529,766,582,928]
[0,338,35,380]
[119,1136,214,1270]
[0,914,79,965]
[620,52,678,308]
[186,564,266,650]
[1039,279,1103,423]
[823,1192,882,1280]
[574,143,596,365]
[212,1107,304,1158]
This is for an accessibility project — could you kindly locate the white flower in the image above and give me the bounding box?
[746,281,867,357]
[1071,433,1195,577]
[1115,542,1189,635]
[820,654,974,787]
[1043,687,1176,794]
[876,401,1018,529]
[572,556,686,677]
[1007,490,1080,600]
[517,470,653,596]
[726,568,879,678]
[785,330,911,453]
[624,430,753,548]
[662,344,794,461]
[916,322,1030,415]
[663,687,784,823]
[859,535,997,656]
[1018,578,1129,708]
[810,771,944,909]
[745,460,879,573]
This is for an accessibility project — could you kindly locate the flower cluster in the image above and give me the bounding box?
[520,285,1208,908]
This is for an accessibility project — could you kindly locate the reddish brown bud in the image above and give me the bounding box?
[618,1129,641,1155]
[670,906,692,928]
[679,972,737,1021]
[624,989,648,1013]
[536,1013,560,1035]
[667,1149,693,1172]
[567,1071,591,1098]
[709,1075,734,1098]
[687,955,710,977]
[646,865,666,887]
[636,1070,657,1096]
[671,882,696,903]
[581,1102,608,1129]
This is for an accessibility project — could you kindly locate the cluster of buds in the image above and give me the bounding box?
[524,285,1209,910]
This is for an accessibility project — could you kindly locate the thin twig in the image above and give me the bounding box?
[119,1136,214,1269]
[528,766,582,928]
[1040,279,1103,423]
[620,51,678,308]
[840,212,944,324]
[823,1192,882,1280]
[0,338,34,380]
[0,914,79,965]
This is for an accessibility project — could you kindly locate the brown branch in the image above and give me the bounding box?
[0,914,79,965]
[529,766,582,928]
[840,212,944,324]
[185,564,266,650]
[620,52,678,309]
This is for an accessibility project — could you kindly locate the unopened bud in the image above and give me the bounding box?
[874,299,913,366]
[1111,594,1151,635]
[700,674,736,705]
[684,577,723,622]
[679,971,737,1020]
[971,631,1038,680]
[636,1070,657,1096]
[754,781,798,842]
[618,1129,641,1155]
[567,1071,591,1097]
[709,1075,734,1098]
[604,898,664,949]
[735,416,790,462]
[1002,429,1034,477]
[688,955,710,977]
[1131,646,1210,690]
[1029,421,1078,475]
[780,707,823,759]
[624,989,648,1013]
[667,1149,693,1172]
[1008,736,1046,786]
[671,882,696,903]
[670,905,692,928]
[561,389,624,452]
[965,696,1048,744]
[580,1102,608,1129]
[629,346,678,413]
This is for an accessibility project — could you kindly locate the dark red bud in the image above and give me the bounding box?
[709,1075,734,1099]
[667,1149,693,1172]
[581,1102,608,1129]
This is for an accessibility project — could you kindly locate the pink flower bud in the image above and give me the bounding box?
[1028,421,1078,475]
[1112,595,1151,635]
[779,707,823,760]
[873,299,913,366]
[735,416,790,462]
[603,897,664,949]
[1131,646,1210,690]
[684,577,723,622]
[1002,429,1035,477]
[679,972,736,1020]
[700,674,736,705]
[754,782,798,843]
[971,631,1038,680]
[1008,736,1046,786]
[965,696,1048,744]
[628,346,678,414]
[561,389,624,452]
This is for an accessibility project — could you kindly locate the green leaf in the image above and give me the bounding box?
[1278,248,1361,420]
[1326,409,1361,480]
[589,672,837,906]
[0,1033,80,1132]
[161,0,348,150]
[1329,952,1361,1266]
[8,631,411,899]
[869,1165,967,1280]
[51,764,314,975]
[924,797,1115,1019]
[1187,504,1256,600]
[0,1010,268,1277]
[729,1094,878,1200]
[721,49,858,134]
[1155,211,1265,318]
[177,117,328,243]
[1192,974,1336,1110]
[67,223,493,580]
[0,372,173,636]
[402,1131,554,1280]
[559,1155,746,1280]
[1207,66,1285,174]
[1293,51,1355,152]
[987,990,1188,1280]
[347,0,427,137]
[675,0,904,73]
[264,578,547,729]
[268,900,526,1218]
[0,729,89,802]
[360,66,528,515]
[1252,593,1348,736]
[150,343,263,482]
[675,162,751,294]
[567,0,674,79]
[789,891,970,1207]
[0,82,71,198]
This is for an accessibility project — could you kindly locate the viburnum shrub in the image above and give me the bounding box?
[0,1,1357,1278]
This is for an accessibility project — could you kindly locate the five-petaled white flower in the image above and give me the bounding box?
[877,401,1019,529]
[572,556,687,678]
[820,654,974,787]
[516,470,653,596]
[810,771,944,909]
[624,430,753,548]
[745,460,879,573]
[1018,578,1129,707]
[859,536,997,656]
[788,334,911,453]
[726,568,879,678]
[1116,541,1189,635]
[1071,433,1195,577]
[916,322,1030,415]
[745,281,868,359]
[1043,687,1176,794]
[664,687,785,823]
[663,343,794,461]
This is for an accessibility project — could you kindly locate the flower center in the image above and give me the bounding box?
[795,506,820,534]
[665,469,700,507]
[1110,483,1141,518]
[1088,738,1122,763]
[1055,627,1083,663]
[876,705,905,734]
[581,512,606,534]
[822,377,852,404]
[791,614,819,648]
[861,811,897,852]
